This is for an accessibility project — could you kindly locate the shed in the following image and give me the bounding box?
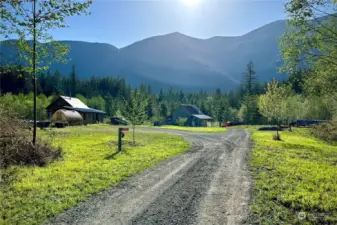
[46,96,105,124]
[172,104,212,127]
[51,109,83,126]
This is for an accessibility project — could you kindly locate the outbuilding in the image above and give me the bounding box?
[172,104,212,127]
[46,96,105,124]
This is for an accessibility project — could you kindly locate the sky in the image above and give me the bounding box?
[51,0,287,48]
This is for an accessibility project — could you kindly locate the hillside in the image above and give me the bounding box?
[0,19,288,91]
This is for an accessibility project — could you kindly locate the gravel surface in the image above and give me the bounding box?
[46,128,252,225]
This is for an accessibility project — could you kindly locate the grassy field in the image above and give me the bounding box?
[148,125,227,133]
[249,128,337,224]
[0,125,189,225]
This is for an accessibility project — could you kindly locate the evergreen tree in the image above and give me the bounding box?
[179,90,184,102]
[52,70,62,95]
[243,60,257,95]
[158,88,164,102]
[70,65,77,97]
[146,97,154,119]
[242,60,259,124]
[160,103,168,118]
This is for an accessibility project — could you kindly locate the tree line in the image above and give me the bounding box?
[1,58,335,126]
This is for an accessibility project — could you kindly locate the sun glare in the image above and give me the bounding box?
[181,0,201,7]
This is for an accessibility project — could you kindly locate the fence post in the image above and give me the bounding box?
[118,128,122,152]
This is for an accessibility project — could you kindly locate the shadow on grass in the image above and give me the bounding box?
[105,148,133,160]
[104,140,145,160]
[105,151,121,160]
[281,142,320,151]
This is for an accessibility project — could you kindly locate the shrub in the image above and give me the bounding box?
[176,117,187,126]
[1,137,62,168]
[103,116,111,124]
[272,133,282,141]
[0,105,62,169]
[310,117,337,143]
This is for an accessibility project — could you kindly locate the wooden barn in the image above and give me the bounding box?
[172,104,212,127]
[46,96,105,125]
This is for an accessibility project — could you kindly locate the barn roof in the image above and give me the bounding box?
[60,96,89,109]
[181,104,203,115]
[179,104,212,120]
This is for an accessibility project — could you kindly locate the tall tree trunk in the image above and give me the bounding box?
[32,0,37,145]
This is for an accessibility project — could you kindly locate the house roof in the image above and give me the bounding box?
[192,114,212,120]
[60,96,89,109]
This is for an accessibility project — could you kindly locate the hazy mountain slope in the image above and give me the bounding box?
[0,19,288,91]
[51,41,120,77]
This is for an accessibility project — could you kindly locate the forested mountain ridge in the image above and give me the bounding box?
[1,19,287,91]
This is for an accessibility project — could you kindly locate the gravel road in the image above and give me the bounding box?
[46,128,252,225]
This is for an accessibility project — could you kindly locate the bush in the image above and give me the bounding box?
[0,105,62,169]
[103,116,111,124]
[310,118,337,143]
[176,117,187,126]
[1,137,62,168]
[272,133,282,141]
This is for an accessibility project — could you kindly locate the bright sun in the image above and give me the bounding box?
[181,0,201,7]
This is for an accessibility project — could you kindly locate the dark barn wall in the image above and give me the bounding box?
[80,112,104,124]
[172,107,190,122]
[46,97,71,119]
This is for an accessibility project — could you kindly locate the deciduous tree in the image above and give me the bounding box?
[0,0,92,144]
[123,89,149,144]
[280,0,337,105]
[258,80,291,139]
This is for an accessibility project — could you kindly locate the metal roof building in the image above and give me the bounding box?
[172,104,212,127]
[46,96,105,125]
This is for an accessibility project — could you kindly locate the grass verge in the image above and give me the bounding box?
[249,128,337,224]
[148,125,227,133]
[0,125,189,225]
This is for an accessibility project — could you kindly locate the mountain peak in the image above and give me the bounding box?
[163,32,198,39]
[167,32,185,36]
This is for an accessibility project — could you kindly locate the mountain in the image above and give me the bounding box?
[0,19,288,91]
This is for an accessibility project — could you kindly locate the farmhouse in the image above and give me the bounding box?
[172,104,212,127]
[46,96,105,125]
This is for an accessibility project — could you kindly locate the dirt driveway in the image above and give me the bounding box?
[47,128,252,225]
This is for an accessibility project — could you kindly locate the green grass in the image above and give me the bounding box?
[148,125,227,133]
[249,128,337,224]
[0,125,189,225]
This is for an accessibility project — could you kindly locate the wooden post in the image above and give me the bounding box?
[118,128,122,152]
[118,128,129,152]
